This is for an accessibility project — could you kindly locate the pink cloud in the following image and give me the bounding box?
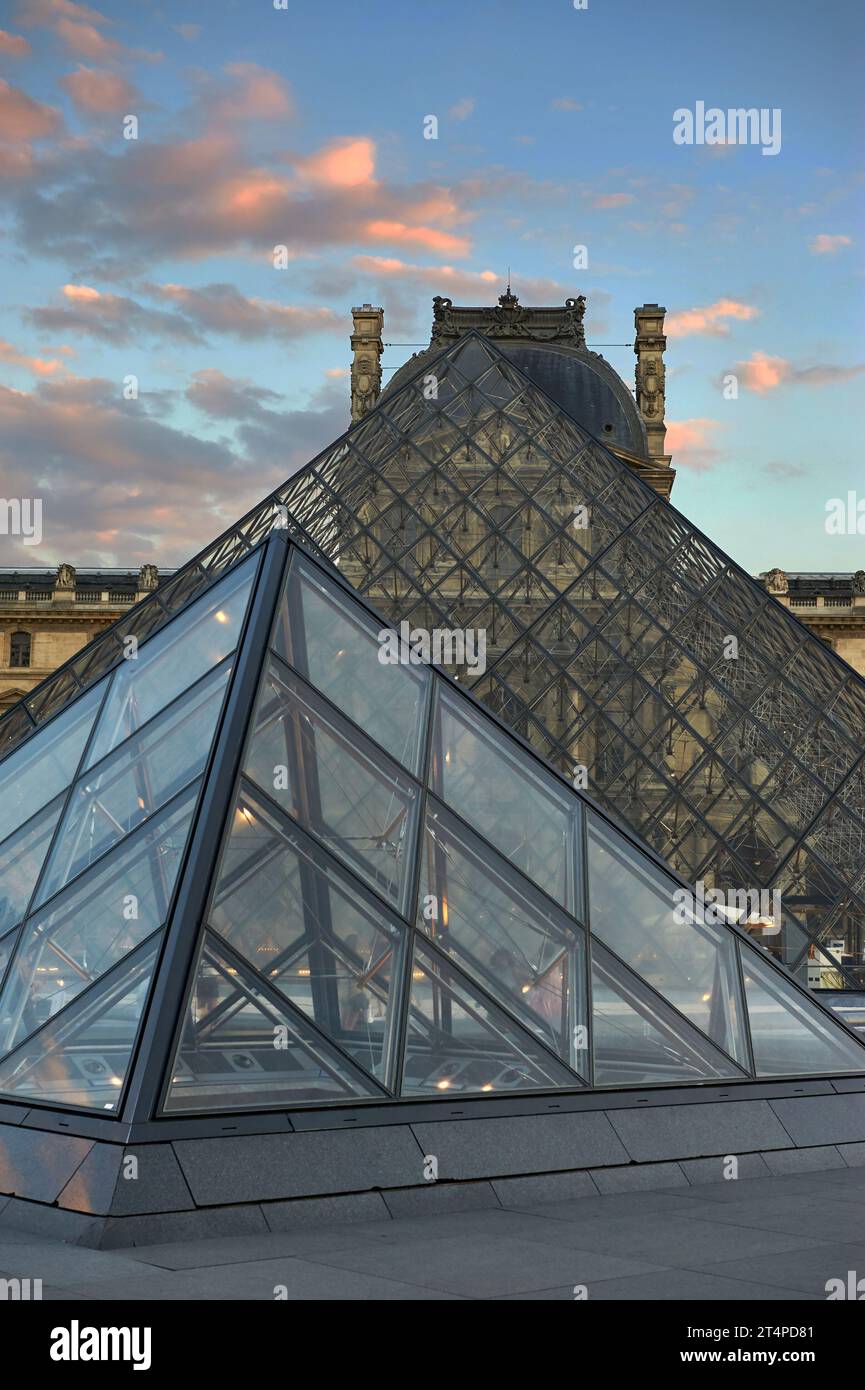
[299,136,376,188]
[365,220,470,256]
[210,63,294,122]
[0,29,31,55]
[0,79,62,142]
[592,193,633,209]
[810,233,853,255]
[666,298,759,338]
[665,417,722,471]
[54,16,119,59]
[60,66,139,114]
[0,337,66,376]
[735,351,789,393]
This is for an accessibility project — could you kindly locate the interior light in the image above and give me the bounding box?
[214,610,229,624]
[520,984,531,994]
[411,970,424,981]
[137,796,146,810]
[444,750,451,765]
[109,1075,123,1087]
[435,1078,451,1091]
[298,967,311,977]
[481,1084,494,1092]
[701,991,711,1003]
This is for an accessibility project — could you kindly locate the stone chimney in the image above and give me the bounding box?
[350,304,384,422]
[634,303,673,481]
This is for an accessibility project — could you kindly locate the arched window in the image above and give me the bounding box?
[9,631,31,668]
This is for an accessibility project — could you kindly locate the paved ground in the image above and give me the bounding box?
[3,1167,865,1300]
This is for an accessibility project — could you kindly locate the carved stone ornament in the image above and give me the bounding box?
[764,568,789,596]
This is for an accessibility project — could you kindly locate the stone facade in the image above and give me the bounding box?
[758,571,865,678]
[0,564,170,710]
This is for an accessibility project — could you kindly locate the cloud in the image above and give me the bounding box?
[174,23,201,41]
[150,282,341,340]
[733,351,865,393]
[0,370,347,566]
[666,298,759,338]
[364,220,469,256]
[28,283,204,344]
[0,29,31,55]
[550,97,581,111]
[204,63,294,123]
[665,417,722,472]
[762,460,807,479]
[60,66,140,114]
[0,336,67,376]
[592,193,633,209]
[7,129,470,272]
[810,233,853,255]
[448,97,475,121]
[0,79,62,143]
[28,280,341,345]
[185,368,283,422]
[297,136,375,188]
[352,254,577,304]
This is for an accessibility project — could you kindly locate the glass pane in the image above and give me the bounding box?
[742,946,865,1076]
[0,936,159,1112]
[274,552,430,774]
[163,933,385,1113]
[0,681,103,850]
[0,796,64,937]
[430,683,581,913]
[401,938,579,1097]
[591,940,743,1086]
[587,812,748,1067]
[34,663,228,908]
[0,786,197,1056]
[208,783,407,1086]
[244,655,420,914]
[418,799,587,1071]
[83,552,256,770]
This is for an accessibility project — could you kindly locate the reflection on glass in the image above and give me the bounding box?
[0,796,64,937]
[208,783,405,1085]
[84,552,256,770]
[0,936,159,1111]
[591,940,742,1086]
[163,933,385,1113]
[418,799,586,1070]
[274,553,430,774]
[35,663,227,908]
[0,785,197,1057]
[244,656,420,913]
[742,946,865,1076]
[401,938,578,1097]
[587,812,748,1067]
[430,684,581,913]
[0,681,103,850]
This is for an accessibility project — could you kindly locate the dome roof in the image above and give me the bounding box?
[381,294,648,457]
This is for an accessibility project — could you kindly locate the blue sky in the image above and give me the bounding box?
[0,0,862,571]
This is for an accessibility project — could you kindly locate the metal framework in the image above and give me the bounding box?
[1,332,864,996]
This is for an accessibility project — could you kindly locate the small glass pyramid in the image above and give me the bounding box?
[0,525,862,1121]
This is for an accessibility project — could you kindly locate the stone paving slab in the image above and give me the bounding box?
[3,1170,862,1300]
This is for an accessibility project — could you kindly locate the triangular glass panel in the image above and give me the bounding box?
[591,939,745,1086]
[163,932,386,1113]
[0,934,160,1111]
[0,784,198,1057]
[0,795,64,938]
[83,550,256,770]
[243,654,421,915]
[272,550,430,775]
[33,660,229,910]
[206,782,408,1087]
[401,937,580,1097]
[587,811,749,1068]
[741,944,865,1076]
[0,679,103,851]
[418,798,587,1072]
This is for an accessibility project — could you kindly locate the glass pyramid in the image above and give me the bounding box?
[0,529,862,1120]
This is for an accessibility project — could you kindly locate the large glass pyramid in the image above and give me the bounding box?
[0,527,862,1121]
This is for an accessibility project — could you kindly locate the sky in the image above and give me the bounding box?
[0,0,863,574]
